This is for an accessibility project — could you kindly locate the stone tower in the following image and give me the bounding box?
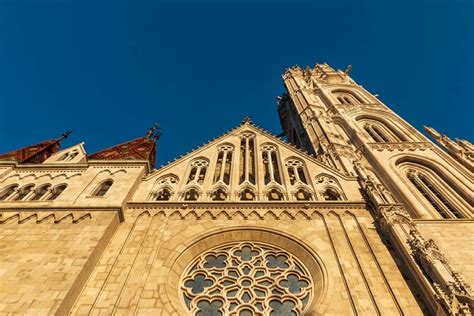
[0,63,472,315]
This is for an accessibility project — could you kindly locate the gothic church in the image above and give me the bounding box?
[0,63,472,315]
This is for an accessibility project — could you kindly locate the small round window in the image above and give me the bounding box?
[180,241,313,315]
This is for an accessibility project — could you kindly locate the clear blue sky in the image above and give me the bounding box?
[0,0,472,166]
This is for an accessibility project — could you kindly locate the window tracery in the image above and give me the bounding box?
[187,159,209,185]
[151,175,178,201]
[407,169,463,219]
[315,175,345,201]
[266,187,284,201]
[180,242,313,315]
[261,144,282,185]
[285,159,308,185]
[239,133,256,185]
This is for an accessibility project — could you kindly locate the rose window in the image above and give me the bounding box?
[180,242,313,315]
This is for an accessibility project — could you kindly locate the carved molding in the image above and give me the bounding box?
[0,211,92,224]
[368,142,433,152]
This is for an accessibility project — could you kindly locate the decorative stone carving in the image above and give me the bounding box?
[368,142,433,152]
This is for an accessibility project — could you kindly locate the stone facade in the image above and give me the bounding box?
[0,63,472,315]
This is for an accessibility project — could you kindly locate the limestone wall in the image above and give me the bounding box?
[0,210,119,315]
[71,205,425,315]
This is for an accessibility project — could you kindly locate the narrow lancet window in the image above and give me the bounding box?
[261,144,282,185]
[13,184,35,201]
[239,134,256,185]
[95,180,113,197]
[48,184,67,200]
[213,145,233,185]
[0,185,18,201]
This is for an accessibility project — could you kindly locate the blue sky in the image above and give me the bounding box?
[0,0,472,166]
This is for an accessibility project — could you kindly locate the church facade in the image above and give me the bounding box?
[0,63,472,315]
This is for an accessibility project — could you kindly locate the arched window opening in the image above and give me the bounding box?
[267,188,284,201]
[296,188,312,201]
[187,159,209,185]
[322,188,341,201]
[0,185,18,201]
[31,184,51,201]
[286,159,308,185]
[334,91,363,105]
[407,171,463,219]
[48,184,67,200]
[95,180,113,197]
[239,134,256,185]
[240,188,255,201]
[184,188,199,201]
[59,150,79,162]
[213,145,233,185]
[156,188,172,201]
[13,184,35,201]
[261,144,282,185]
[372,126,390,142]
[211,188,227,201]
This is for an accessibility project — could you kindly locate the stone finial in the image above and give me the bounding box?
[345,64,352,75]
[241,117,252,125]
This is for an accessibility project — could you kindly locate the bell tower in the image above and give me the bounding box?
[278,62,471,220]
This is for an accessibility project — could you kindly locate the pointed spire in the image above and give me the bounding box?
[88,127,160,170]
[0,132,67,164]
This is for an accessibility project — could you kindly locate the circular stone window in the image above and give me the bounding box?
[180,241,313,315]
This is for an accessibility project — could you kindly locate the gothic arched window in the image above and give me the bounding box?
[13,184,35,201]
[94,180,113,197]
[407,170,463,219]
[184,188,199,201]
[213,145,233,185]
[334,90,364,105]
[187,159,209,185]
[211,188,227,201]
[31,184,51,201]
[267,188,284,201]
[322,188,341,201]
[0,184,19,201]
[156,188,172,201]
[285,159,308,185]
[261,144,282,185]
[240,187,256,201]
[239,133,256,185]
[47,184,67,200]
[295,188,312,201]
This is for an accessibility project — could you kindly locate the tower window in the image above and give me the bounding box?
[94,180,113,197]
[407,171,463,219]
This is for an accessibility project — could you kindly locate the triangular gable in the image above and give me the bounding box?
[133,118,361,202]
[44,142,87,164]
[150,118,349,179]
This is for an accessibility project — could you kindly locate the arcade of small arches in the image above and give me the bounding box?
[148,137,346,203]
[0,178,114,202]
